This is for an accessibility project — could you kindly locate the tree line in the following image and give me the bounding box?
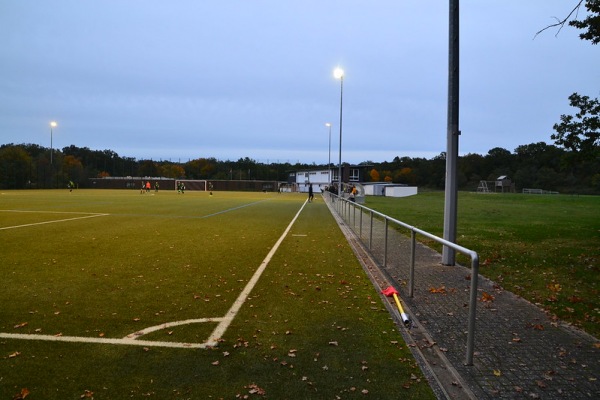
[0,138,598,194]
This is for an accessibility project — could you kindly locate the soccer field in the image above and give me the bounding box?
[0,190,435,399]
[1,190,302,347]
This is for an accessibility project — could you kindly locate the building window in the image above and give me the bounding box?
[349,169,359,182]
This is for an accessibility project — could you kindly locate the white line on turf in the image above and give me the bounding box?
[204,199,308,346]
[0,199,309,349]
[0,210,108,230]
[123,317,224,339]
[0,332,210,349]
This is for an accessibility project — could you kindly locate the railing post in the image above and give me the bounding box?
[369,210,373,250]
[409,230,416,298]
[383,218,388,267]
[359,207,363,238]
[465,254,479,366]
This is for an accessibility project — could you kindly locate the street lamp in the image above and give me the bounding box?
[333,67,344,194]
[50,121,57,165]
[325,122,332,183]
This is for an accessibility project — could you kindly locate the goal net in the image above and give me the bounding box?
[175,179,207,191]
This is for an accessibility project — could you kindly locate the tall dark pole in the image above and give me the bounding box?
[442,0,460,265]
[326,123,332,184]
[334,68,344,193]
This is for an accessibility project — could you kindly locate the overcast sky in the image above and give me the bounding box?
[1,1,598,164]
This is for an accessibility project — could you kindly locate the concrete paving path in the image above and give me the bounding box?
[325,195,599,399]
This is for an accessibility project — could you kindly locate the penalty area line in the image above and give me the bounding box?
[0,316,227,349]
[0,212,108,230]
[204,199,309,347]
[0,332,210,349]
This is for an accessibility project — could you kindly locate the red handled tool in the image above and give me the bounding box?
[382,286,410,325]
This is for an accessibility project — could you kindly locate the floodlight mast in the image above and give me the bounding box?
[325,122,332,183]
[333,67,344,194]
[50,121,57,165]
[442,0,460,265]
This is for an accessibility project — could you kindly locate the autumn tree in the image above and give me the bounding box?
[369,168,380,182]
[396,167,416,185]
[161,163,185,179]
[62,155,84,184]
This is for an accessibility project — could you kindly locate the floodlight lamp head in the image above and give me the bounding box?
[333,67,344,80]
[50,121,57,128]
[325,122,331,127]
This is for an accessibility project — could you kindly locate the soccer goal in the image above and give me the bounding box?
[175,179,207,191]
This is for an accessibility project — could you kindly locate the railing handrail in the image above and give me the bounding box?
[329,193,479,366]
[343,197,479,261]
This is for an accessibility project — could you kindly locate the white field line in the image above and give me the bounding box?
[0,200,309,349]
[123,317,224,339]
[0,210,108,230]
[0,332,211,349]
[203,199,308,347]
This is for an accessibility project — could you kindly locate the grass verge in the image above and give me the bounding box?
[365,191,600,337]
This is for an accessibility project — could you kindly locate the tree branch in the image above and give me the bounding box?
[533,0,584,40]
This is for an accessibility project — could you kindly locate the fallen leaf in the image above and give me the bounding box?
[13,388,29,400]
[429,286,446,294]
[80,390,94,398]
[211,360,220,366]
[8,351,21,358]
[481,292,495,302]
[246,383,266,395]
[547,283,561,292]
[493,369,502,376]
[536,380,547,388]
[13,322,28,329]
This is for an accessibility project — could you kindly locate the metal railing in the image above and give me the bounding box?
[327,193,480,366]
